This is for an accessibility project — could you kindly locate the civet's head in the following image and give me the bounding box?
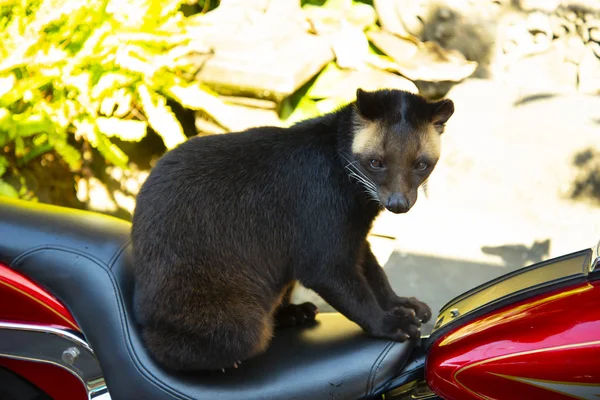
[348,89,454,214]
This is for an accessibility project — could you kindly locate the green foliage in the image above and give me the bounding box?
[0,0,223,197]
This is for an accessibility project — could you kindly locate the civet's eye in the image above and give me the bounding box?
[369,159,384,170]
[415,161,428,171]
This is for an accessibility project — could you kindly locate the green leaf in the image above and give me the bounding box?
[0,180,19,198]
[14,136,25,157]
[52,140,82,170]
[22,142,52,164]
[96,117,147,142]
[95,132,129,167]
[14,113,52,137]
[74,118,128,167]
[137,84,186,149]
[0,155,8,177]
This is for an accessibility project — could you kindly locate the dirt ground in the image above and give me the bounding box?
[294,77,600,334]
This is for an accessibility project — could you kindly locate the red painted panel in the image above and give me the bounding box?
[0,262,79,331]
[0,357,87,400]
[426,281,600,400]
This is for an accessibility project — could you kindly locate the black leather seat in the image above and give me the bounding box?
[0,198,415,400]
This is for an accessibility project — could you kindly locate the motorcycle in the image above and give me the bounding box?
[0,196,598,400]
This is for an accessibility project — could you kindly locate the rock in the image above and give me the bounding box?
[579,42,600,94]
[589,24,600,42]
[527,12,552,37]
[565,33,587,63]
[197,35,332,103]
[550,15,576,37]
[302,2,377,70]
[346,2,378,30]
[594,41,600,57]
[373,0,429,37]
[219,96,277,110]
[516,0,560,12]
[413,80,457,100]
[307,65,418,101]
[367,30,478,83]
[303,1,377,32]
[329,23,371,70]
[420,1,501,79]
[196,102,281,134]
[507,39,579,99]
[192,0,333,102]
[560,0,600,14]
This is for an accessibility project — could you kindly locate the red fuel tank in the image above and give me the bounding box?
[426,243,600,400]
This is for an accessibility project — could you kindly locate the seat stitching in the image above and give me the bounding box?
[13,247,192,400]
[366,341,396,396]
[365,341,391,396]
[108,239,131,270]
[11,245,108,270]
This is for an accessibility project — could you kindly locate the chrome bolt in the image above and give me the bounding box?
[449,308,460,318]
[62,347,80,365]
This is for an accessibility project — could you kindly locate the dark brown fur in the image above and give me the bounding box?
[131,89,454,371]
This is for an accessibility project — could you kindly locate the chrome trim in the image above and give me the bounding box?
[432,249,591,334]
[385,380,440,399]
[591,239,600,274]
[0,321,110,400]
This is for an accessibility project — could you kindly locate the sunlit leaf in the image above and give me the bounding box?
[323,0,352,10]
[113,90,133,117]
[167,83,232,129]
[0,74,16,99]
[14,114,51,137]
[0,108,9,124]
[97,117,147,142]
[0,75,52,106]
[0,180,19,198]
[74,117,128,167]
[115,47,157,76]
[100,88,133,117]
[14,136,25,157]
[63,72,91,95]
[95,132,129,167]
[306,62,345,100]
[1,0,224,199]
[138,84,186,149]
[91,73,134,100]
[315,97,346,114]
[50,136,82,170]
[283,97,320,126]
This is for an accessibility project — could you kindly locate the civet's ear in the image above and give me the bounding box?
[355,88,380,121]
[431,99,454,134]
